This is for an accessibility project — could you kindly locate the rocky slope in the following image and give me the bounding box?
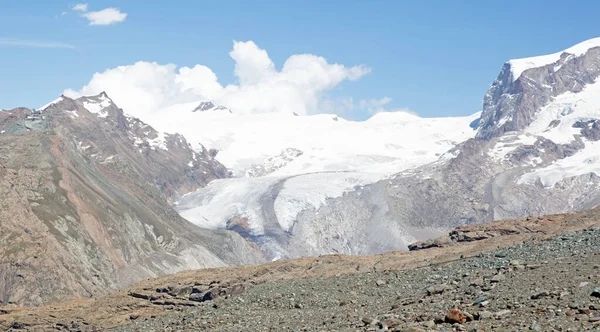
[1,206,599,331]
[0,93,264,306]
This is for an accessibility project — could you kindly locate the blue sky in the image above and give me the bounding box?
[2,0,600,119]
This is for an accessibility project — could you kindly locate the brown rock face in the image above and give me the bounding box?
[0,94,264,306]
[446,308,467,324]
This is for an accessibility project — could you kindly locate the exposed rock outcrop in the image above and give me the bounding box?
[0,94,264,306]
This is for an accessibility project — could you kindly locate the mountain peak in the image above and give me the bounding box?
[192,101,232,113]
[75,93,117,118]
[476,37,600,140]
[507,37,600,82]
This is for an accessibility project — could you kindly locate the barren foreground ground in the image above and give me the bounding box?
[2,208,600,331]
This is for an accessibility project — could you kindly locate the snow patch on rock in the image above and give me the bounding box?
[508,37,600,82]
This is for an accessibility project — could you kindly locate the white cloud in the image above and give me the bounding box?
[72,4,127,25]
[72,3,88,12]
[65,40,371,118]
[83,8,127,25]
[0,38,75,49]
[230,41,276,85]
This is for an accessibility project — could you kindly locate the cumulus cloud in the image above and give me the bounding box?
[65,40,371,118]
[72,4,127,25]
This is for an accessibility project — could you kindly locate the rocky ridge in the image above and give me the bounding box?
[0,93,264,306]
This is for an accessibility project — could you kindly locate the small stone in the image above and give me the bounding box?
[495,252,506,258]
[228,283,246,296]
[446,309,467,324]
[422,320,435,328]
[530,321,542,331]
[490,274,506,283]
[509,260,522,266]
[477,311,493,320]
[575,314,589,321]
[559,291,570,301]
[362,317,377,325]
[479,300,490,307]
[482,284,496,292]
[495,309,511,317]
[191,286,204,294]
[188,293,206,302]
[591,288,600,298]
[294,303,303,309]
[174,285,193,297]
[470,278,484,287]
[382,317,401,328]
[531,291,549,300]
[589,316,600,323]
[202,289,218,302]
[463,311,474,322]
[426,284,448,296]
[376,279,387,287]
[580,282,590,288]
[401,327,426,332]
[579,308,592,315]
[129,314,139,320]
[472,297,487,306]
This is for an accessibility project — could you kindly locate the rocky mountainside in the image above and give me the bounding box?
[1,207,599,331]
[0,93,264,306]
[172,38,600,261]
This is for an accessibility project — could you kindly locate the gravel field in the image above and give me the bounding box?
[113,227,600,331]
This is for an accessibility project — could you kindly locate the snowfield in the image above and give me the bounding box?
[148,102,480,177]
[154,103,480,241]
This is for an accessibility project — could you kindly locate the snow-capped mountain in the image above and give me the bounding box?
[25,38,600,266]
[176,37,600,260]
[146,101,479,176]
[192,101,232,113]
[160,104,479,260]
